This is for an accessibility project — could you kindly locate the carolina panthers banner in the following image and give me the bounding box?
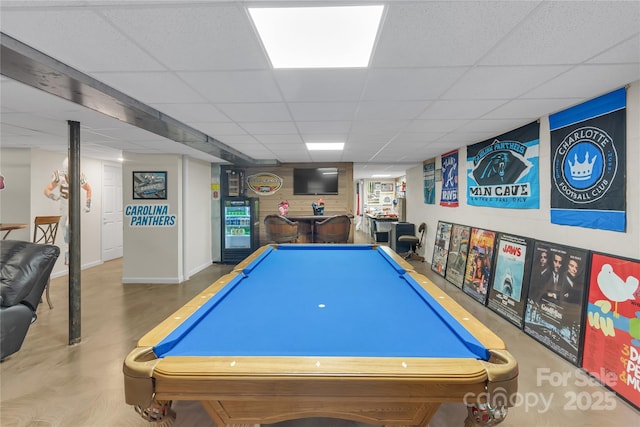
[466,121,540,208]
[423,158,435,204]
[549,88,626,232]
[440,149,459,207]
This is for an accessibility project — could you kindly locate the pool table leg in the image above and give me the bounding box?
[464,403,508,427]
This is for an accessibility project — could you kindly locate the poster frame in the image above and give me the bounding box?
[431,221,453,278]
[581,251,640,411]
[462,227,497,305]
[444,223,471,288]
[486,232,534,328]
[523,240,591,366]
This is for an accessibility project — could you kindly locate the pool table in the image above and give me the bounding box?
[124,244,518,427]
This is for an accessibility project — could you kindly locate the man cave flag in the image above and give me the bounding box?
[466,121,540,209]
[549,88,626,232]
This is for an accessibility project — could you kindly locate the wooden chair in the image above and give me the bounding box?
[264,215,299,243]
[314,215,351,243]
[33,215,61,309]
[399,222,426,261]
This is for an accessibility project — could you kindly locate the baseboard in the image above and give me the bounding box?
[121,276,183,284]
[188,261,212,278]
[50,260,104,279]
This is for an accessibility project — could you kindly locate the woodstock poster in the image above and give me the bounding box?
[466,121,540,209]
[582,252,640,409]
[549,88,626,232]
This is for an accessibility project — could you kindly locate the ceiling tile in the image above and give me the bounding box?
[524,64,640,100]
[1,9,164,72]
[355,101,430,121]
[91,72,206,104]
[288,102,357,121]
[240,121,298,134]
[179,70,282,103]
[362,68,467,100]
[480,1,640,66]
[373,1,538,67]
[297,121,351,135]
[149,103,229,123]
[102,4,268,70]
[443,65,570,99]
[274,69,368,102]
[215,103,292,122]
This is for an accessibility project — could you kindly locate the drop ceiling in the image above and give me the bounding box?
[1,0,639,180]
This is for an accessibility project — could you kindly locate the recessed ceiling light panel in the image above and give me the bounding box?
[249,5,384,69]
[306,142,345,151]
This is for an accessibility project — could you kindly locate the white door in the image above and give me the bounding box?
[102,163,123,261]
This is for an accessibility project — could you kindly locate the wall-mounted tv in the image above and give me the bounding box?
[293,167,339,195]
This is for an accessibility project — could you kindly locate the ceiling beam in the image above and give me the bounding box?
[0,32,279,167]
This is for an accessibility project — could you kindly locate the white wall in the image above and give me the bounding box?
[122,153,183,283]
[405,81,640,263]
[185,157,213,277]
[0,148,31,242]
[29,150,103,275]
[121,153,215,284]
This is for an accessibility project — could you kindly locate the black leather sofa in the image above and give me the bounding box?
[1,240,59,361]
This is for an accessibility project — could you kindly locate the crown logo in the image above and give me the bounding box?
[568,151,596,180]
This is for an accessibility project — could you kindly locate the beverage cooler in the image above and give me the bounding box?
[221,197,260,264]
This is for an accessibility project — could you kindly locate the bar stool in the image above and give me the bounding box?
[264,215,299,243]
[33,215,61,308]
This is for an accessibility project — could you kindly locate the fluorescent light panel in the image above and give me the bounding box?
[249,5,384,68]
[306,142,344,151]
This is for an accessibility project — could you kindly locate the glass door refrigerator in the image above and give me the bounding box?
[221,197,259,264]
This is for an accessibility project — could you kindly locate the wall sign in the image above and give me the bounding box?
[125,204,176,227]
[247,172,283,195]
[133,171,167,200]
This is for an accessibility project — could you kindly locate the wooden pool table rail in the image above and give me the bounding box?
[123,244,518,426]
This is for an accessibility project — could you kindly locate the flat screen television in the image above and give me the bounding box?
[293,167,339,195]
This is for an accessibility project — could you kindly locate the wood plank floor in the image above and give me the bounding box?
[1,231,638,426]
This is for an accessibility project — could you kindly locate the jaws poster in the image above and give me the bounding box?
[487,233,533,328]
[466,121,540,209]
[582,253,640,409]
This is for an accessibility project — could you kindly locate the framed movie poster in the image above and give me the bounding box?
[487,233,534,328]
[582,252,640,409]
[462,228,497,305]
[431,221,452,277]
[524,241,590,365]
[445,224,471,288]
[133,171,167,200]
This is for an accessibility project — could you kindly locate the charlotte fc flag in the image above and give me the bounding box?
[440,150,458,207]
[549,88,626,232]
[466,121,540,209]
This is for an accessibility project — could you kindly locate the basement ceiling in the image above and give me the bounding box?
[1,0,639,180]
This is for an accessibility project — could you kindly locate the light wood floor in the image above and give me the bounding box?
[1,231,638,426]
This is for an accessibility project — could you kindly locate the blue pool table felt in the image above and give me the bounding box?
[155,245,489,360]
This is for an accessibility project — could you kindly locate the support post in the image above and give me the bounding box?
[68,120,81,345]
